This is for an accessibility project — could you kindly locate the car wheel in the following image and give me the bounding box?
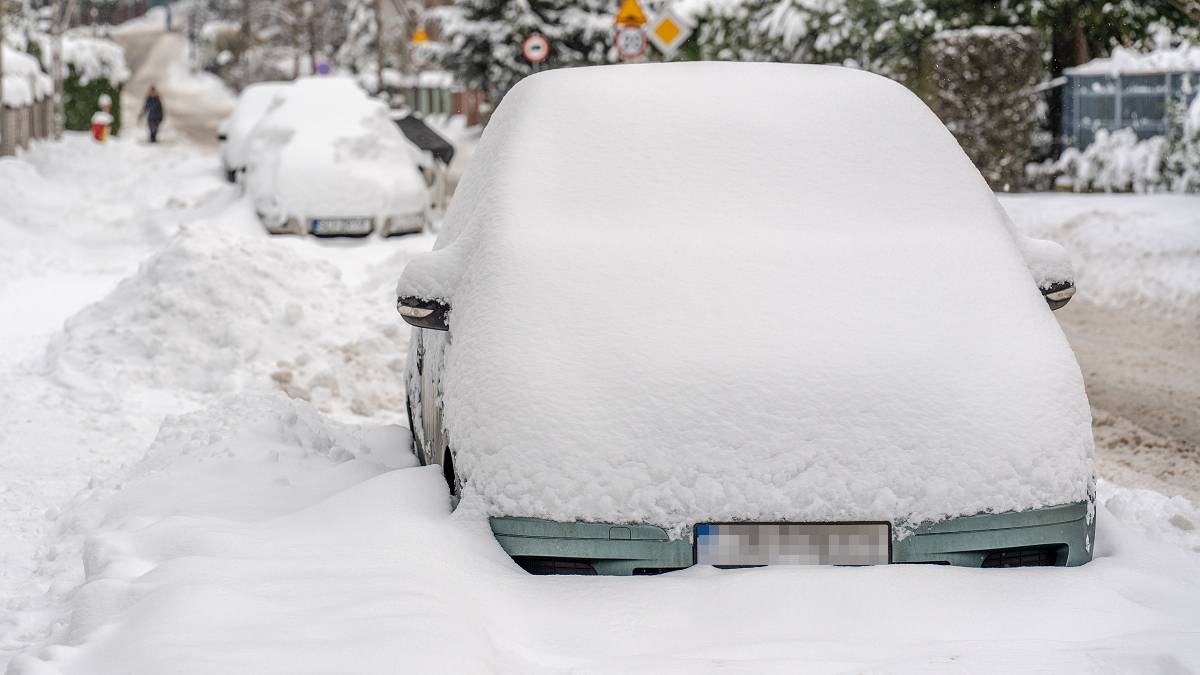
[404,393,424,466]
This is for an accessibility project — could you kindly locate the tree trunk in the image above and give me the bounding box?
[375,0,385,92]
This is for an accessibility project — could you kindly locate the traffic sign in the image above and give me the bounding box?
[522,34,550,64]
[615,25,648,61]
[614,0,647,26]
[647,10,692,58]
[411,28,428,45]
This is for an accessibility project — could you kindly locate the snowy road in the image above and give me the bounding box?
[1001,194,1200,503]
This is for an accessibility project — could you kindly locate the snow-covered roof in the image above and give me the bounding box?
[1066,43,1200,76]
[400,62,1093,535]
[62,36,131,85]
[2,45,54,107]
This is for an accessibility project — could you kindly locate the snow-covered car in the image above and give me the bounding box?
[217,81,290,183]
[244,77,430,237]
[397,63,1093,575]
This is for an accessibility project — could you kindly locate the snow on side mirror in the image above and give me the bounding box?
[397,296,450,331]
[1011,234,1076,312]
[1042,280,1076,311]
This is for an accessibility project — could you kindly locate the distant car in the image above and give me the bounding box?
[217,81,290,183]
[398,63,1093,575]
[244,77,430,237]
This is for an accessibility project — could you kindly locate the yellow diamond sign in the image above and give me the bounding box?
[647,11,692,57]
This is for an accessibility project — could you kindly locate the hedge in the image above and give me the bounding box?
[63,66,123,135]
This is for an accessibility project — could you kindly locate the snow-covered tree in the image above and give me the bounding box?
[1162,92,1200,192]
[436,0,614,101]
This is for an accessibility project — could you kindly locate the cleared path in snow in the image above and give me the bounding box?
[111,29,233,145]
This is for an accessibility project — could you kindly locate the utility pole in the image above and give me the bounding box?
[374,0,384,93]
[0,0,6,86]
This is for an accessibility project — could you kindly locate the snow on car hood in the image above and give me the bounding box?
[400,63,1094,536]
[246,77,428,219]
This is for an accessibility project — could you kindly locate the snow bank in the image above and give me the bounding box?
[244,77,429,221]
[1068,43,1200,76]
[62,36,131,85]
[46,225,413,422]
[401,63,1093,535]
[9,394,1199,673]
[2,46,53,107]
[999,194,1200,323]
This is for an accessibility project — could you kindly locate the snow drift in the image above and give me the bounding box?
[399,62,1094,535]
[45,225,411,421]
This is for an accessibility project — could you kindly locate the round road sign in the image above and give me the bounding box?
[522,34,550,63]
[615,25,647,61]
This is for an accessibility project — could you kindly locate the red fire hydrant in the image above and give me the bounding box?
[91,94,114,142]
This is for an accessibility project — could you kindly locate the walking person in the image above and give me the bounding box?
[139,85,165,143]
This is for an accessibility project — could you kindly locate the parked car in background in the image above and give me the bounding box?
[396,63,1093,576]
[217,81,290,183]
[244,77,430,237]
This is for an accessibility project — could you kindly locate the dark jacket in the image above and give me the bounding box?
[143,95,165,123]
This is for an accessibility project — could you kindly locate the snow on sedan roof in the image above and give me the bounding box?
[401,63,1093,535]
[245,76,428,219]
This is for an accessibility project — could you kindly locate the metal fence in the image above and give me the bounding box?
[1062,70,1200,149]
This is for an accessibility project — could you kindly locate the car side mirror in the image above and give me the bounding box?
[217,132,228,142]
[1041,280,1075,311]
[397,295,450,330]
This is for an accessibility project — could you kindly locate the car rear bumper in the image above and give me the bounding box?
[490,501,1094,575]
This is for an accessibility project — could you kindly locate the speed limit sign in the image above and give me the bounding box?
[522,34,550,64]
[615,25,647,61]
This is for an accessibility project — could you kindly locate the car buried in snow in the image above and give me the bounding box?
[397,63,1092,575]
[244,77,431,238]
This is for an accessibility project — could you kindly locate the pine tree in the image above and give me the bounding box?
[436,0,614,101]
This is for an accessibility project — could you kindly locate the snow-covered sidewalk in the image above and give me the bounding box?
[0,135,430,667]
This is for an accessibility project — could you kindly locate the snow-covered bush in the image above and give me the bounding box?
[1034,129,1166,193]
[919,27,1041,191]
[1162,95,1200,192]
[61,36,130,135]
[1029,96,1200,193]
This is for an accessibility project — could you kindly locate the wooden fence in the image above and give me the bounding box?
[0,97,56,157]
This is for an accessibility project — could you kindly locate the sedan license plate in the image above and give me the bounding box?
[694,522,891,566]
[311,218,374,236]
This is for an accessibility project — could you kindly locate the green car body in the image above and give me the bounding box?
[490,500,1094,575]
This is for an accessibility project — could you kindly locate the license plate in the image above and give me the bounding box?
[694,522,891,566]
[311,218,373,235]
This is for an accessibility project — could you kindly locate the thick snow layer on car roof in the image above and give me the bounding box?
[400,63,1093,535]
[245,77,428,219]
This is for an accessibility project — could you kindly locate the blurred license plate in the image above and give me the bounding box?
[312,218,373,235]
[694,522,890,566]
